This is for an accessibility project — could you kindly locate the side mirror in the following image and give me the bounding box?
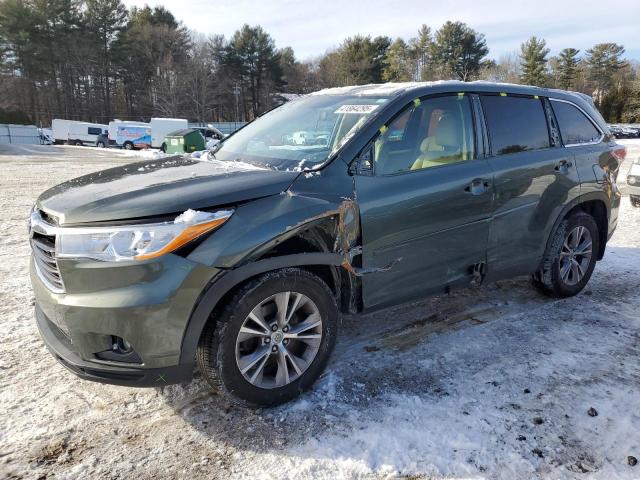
[349,144,374,176]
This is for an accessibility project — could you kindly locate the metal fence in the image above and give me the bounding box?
[188,122,247,135]
[0,124,40,145]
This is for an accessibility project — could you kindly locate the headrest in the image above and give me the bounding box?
[419,137,431,153]
[434,114,461,148]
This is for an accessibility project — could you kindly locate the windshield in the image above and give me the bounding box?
[212,94,390,171]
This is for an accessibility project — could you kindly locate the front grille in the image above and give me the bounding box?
[39,209,59,226]
[31,232,65,293]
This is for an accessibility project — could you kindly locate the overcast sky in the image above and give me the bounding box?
[123,0,640,61]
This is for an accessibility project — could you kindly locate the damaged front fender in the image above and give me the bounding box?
[189,162,368,274]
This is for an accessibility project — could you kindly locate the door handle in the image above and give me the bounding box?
[555,159,573,174]
[464,178,490,195]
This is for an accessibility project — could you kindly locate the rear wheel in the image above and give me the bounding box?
[631,195,640,208]
[197,268,338,407]
[531,211,599,298]
[97,141,105,148]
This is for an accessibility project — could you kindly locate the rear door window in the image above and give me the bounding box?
[550,100,602,145]
[481,95,550,155]
[88,127,102,135]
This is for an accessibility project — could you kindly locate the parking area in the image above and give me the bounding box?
[1,142,640,479]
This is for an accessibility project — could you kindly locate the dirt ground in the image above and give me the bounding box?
[1,142,640,479]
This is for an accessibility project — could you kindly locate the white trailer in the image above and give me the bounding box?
[51,119,71,144]
[51,119,108,146]
[150,118,188,150]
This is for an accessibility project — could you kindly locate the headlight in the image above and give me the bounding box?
[56,209,233,262]
[628,176,638,185]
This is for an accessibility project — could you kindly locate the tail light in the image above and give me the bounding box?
[612,146,627,163]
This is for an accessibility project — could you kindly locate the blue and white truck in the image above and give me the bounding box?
[108,120,152,150]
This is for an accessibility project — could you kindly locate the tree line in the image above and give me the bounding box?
[0,0,638,125]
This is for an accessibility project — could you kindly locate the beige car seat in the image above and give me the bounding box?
[411,114,465,170]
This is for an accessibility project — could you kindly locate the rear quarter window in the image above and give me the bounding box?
[550,100,602,145]
[481,95,550,155]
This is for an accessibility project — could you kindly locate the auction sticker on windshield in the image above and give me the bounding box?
[334,104,379,114]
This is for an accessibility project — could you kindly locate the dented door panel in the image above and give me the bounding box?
[485,148,581,279]
[355,160,494,310]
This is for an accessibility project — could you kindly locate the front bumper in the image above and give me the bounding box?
[36,306,193,387]
[31,254,221,387]
[627,182,640,196]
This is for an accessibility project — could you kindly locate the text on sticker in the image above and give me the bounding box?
[334,104,380,114]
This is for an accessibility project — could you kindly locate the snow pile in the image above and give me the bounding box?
[173,209,232,225]
[1,141,640,479]
[198,151,265,171]
[310,81,455,97]
[205,138,220,149]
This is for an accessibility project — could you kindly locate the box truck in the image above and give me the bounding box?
[108,120,152,149]
[150,118,188,150]
[52,119,108,146]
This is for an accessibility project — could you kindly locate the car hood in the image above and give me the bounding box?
[37,156,299,225]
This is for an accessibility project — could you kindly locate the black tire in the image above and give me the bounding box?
[123,141,134,150]
[74,140,83,146]
[631,195,640,208]
[97,141,105,148]
[531,211,599,298]
[197,268,339,407]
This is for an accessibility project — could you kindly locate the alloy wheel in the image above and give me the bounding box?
[559,225,593,286]
[235,291,322,389]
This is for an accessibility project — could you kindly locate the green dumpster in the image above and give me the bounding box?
[164,129,205,154]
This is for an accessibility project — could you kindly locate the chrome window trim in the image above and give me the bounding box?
[549,98,605,147]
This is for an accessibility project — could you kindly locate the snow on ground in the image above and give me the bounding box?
[1,143,640,479]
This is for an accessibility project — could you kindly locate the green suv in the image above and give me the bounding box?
[29,82,625,406]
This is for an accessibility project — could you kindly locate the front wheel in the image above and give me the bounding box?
[531,212,599,298]
[123,141,134,150]
[197,268,338,407]
[631,195,640,208]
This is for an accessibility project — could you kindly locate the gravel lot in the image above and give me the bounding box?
[1,142,640,479]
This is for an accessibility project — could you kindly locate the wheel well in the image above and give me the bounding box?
[197,264,345,345]
[255,232,343,300]
[566,200,608,259]
[199,230,358,340]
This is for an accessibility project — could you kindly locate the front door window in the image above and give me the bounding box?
[374,95,475,175]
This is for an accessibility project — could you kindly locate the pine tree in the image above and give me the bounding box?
[429,21,488,81]
[382,38,411,82]
[226,25,283,119]
[330,35,390,85]
[585,43,627,94]
[84,0,128,120]
[519,36,549,86]
[622,80,640,123]
[408,24,432,80]
[557,48,580,90]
